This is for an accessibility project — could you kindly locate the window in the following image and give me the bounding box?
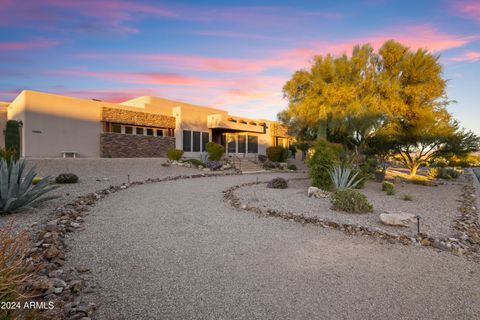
[146,128,154,136]
[183,130,191,151]
[227,134,236,153]
[201,132,209,152]
[112,124,121,133]
[156,129,163,136]
[276,137,286,148]
[248,135,258,153]
[192,131,201,152]
[125,126,133,134]
[136,127,144,135]
[238,134,246,153]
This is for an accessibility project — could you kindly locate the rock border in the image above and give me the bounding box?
[23,171,240,320]
[223,175,480,263]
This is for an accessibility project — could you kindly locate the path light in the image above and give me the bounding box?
[416,215,421,233]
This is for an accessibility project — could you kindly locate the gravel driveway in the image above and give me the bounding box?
[66,173,480,320]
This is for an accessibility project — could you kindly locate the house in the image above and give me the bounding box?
[1,90,290,158]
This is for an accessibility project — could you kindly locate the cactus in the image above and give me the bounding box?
[0,159,59,213]
[4,120,20,159]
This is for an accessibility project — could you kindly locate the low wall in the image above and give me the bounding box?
[100,133,175,158]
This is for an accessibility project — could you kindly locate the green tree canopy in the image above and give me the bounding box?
[279,40,479,175]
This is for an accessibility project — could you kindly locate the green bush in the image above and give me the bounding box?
[167,148,184,161]
[266,146,288,162]
[206,142,225,161]
[55,173,79,184]
[0,148,17,166]
[287,164,297,171]
[0,159,58,213]
[330,189,373,213]
[267,177,288,189]
[306,140,341,191]
[4,120,20,159]
[185,158,205,167]
[402,194,413,201]
[428,167,461,180]
[382,181,395,195]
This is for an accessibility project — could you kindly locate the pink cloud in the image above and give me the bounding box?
[0,39,58,51]
[451,0,480,22]
[449,51,480,62]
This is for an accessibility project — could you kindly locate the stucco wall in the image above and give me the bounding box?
[100,133,175,158]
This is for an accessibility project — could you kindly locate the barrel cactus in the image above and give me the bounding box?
[0,159,59,213]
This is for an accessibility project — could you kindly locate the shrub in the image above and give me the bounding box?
[32,176,42,185]
[185,158,204,167]
[55,173,79,184]
[287,164,297,171]
[199,153,209,163]
[257,154,267,163]
[328,166,363,190]
[307,140,341,191]
[206,142,225,161]
[402,194,413,201]
[0,159,58,213]
[0,149,17,165]
[266,177,288,189]
[0,223,33,318]
[410,175,430,185]
[427,167,461,180]
[167,148,183,161]
[4,120,20,160]
[382,181,395,195]
[206,160,223,171]
[330,189,373,213]
[266,146,288,162]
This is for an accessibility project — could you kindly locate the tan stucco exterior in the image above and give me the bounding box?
[4,90,290,158]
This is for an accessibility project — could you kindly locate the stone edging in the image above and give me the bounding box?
[222,176,480,263]
[25,171,240,320]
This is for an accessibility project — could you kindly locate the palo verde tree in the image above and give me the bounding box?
[279,40,479,175]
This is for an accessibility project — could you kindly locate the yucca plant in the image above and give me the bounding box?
[328,165,363,190]
[0,159,59,213]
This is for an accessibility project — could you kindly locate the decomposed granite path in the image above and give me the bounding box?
[66,173,480,320]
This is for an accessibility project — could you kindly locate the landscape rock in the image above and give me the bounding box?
[307,186,330,198]
[379,212,417,227]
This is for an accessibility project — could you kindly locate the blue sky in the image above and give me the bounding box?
[0,0,479,134]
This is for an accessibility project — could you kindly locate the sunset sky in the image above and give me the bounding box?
[1,0,479,133]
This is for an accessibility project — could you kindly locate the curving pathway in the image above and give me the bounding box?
[66,173,480,320]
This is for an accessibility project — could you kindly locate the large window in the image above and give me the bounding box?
[183,130,191,152]
[238,134,246,153]
[248,135,258,153]
[192,131,201,152]
[202,132,209,152]
[227,134,236,153]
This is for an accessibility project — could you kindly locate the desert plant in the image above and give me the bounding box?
[4,120,20,160]
[0,159,58,213]
[167,148,183,161]
[287,164,297,171]
[330,189,373,213]
[267,177,288,189]
[0,223,33,319]
[328,166,363,190]
[307,140,341,191]
[0,149,17,166]
[199,153,209,163]
[410,175,431,185]
[382,181,395,195]
[55,173,79,184]
[266,146,288,162]
[206,142,225,161]
[402,194,413,201]
[185,158,204,168]
[206,160,223,171]
[32,176,42,185]
[257,154,267,163]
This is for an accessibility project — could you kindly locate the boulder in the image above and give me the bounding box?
[307,186,330,198]
[379,212,417,227]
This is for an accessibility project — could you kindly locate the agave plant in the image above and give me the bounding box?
[328,165,363,190]
[0,159,59,213]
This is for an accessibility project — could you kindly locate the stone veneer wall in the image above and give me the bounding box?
[100,133,175,158]
[102,107,176,128]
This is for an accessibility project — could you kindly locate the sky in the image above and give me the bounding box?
[0,0,479,134]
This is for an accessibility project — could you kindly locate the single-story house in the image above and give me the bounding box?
[0,90,291,158]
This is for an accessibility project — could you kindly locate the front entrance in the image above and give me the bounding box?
[213,131,258,156]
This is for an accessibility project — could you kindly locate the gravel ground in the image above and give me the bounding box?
[66,173,479,320]
[235,176,466,238]
[0,158,211,231]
